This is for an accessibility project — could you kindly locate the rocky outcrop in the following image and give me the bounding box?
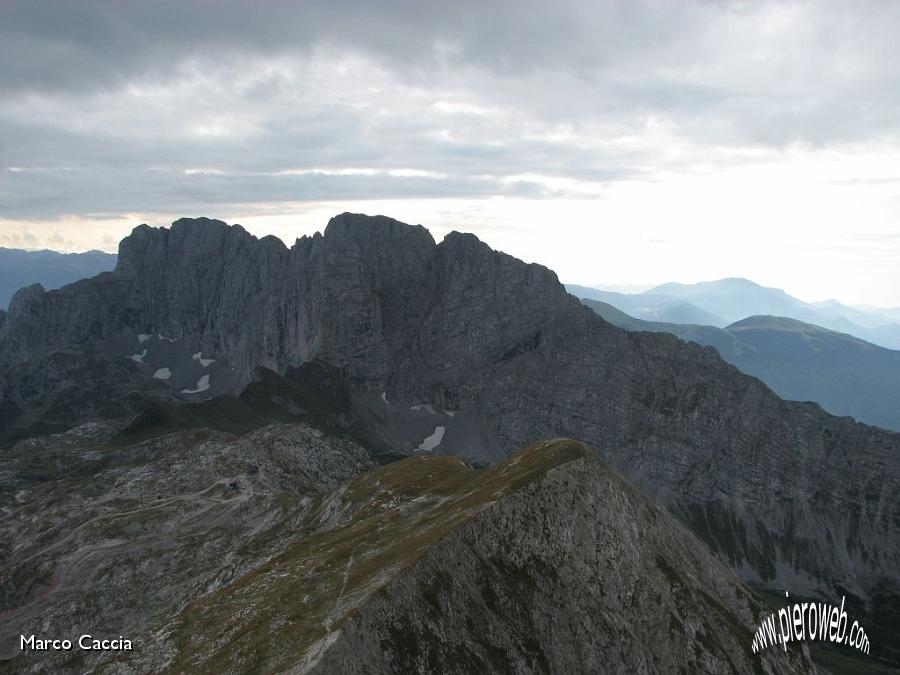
[581,299,900,432]
[0,422,373,674]
[310,442,814,675]
[12,438,806,674]
[0,348,176,441]
[0,214,898,660]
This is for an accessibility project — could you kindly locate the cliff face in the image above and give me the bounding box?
[0,213,898,632]
[0,214,567,391]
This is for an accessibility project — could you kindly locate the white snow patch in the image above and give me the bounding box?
[153,368,172,380]
[381,391,390,405]
[416,426,445,452]
[192,351,216,367]
[410,404,435,413]
[129,349,148,363]
[158,333,177,343]
[444,410,457,417]
[138,334,151,343]
[181,374,211,394]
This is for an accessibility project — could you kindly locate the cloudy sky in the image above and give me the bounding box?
[2,1,899,305]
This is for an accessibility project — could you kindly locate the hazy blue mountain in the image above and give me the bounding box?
[564,284,727,326]
[855,304,900,322]
[647,278,820,324]
[568,278,900,349]
[582,298,900,432]
[867,322,900,349]
[725,316,900,430]
[811,298,894,329]
[0,247,117,309]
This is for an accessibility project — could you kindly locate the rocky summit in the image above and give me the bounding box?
[1,213,898,671]
[0,427,814,674]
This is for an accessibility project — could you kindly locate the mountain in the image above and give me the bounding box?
[856,304,900,323]
[726,316,900,429]
[0,247,116,309]
[648,278,823,325]
[564,284,728,326]
[1,213,899,667]
[581,299,900,432]
[0,423,814,673]
[568,278,900,349]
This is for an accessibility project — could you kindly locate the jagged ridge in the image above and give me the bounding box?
[0,213,898,663]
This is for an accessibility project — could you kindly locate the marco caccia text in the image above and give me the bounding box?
[21,634,133,652]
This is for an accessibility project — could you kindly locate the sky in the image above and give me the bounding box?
[1,1,899,306]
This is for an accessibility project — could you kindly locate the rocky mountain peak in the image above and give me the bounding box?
[6,283,46,318]
[1,213,898,661]
[116,217,271,279]
[323,212,435,246]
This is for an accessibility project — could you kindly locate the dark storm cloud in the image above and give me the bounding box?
[2,0,900,221]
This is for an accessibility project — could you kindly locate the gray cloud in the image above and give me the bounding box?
[1,0,900,222]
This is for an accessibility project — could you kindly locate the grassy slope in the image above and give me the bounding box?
[162,441,587,674]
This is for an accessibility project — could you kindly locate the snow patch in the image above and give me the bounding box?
[153,368,172,380]
[410,404,435,414]
[381,391,390,405]
[138,334,151,343]
[181,374,210,394]
[130,349,148,363]
[416,426,445,452]
[158,333,177,343]
[192,351,215,367]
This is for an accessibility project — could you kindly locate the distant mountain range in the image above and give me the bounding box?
[580,298,900,432]
[566,278,900,350]
[0,247,117,309]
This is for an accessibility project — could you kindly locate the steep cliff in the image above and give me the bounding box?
[0,214,898,659]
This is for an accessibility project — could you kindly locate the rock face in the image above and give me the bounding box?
[0,422,374,674]
[310,442,813,675]
[0,431,815,673]
[582,298,900,432]
[0,347,181,443]
[1,213,898,660]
